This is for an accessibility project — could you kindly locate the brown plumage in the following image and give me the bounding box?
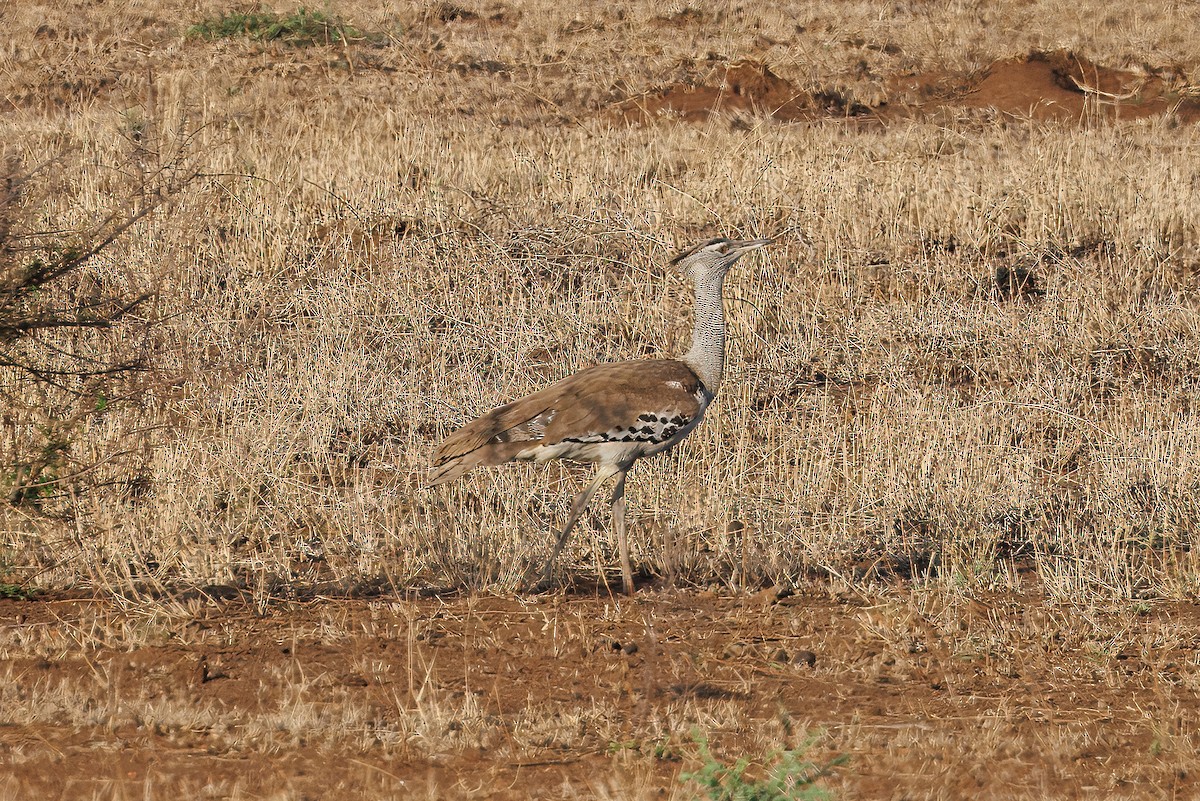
[428,360,704,486]
[428,235,774,594]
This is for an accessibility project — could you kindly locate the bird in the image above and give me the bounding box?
[428,235,775,594]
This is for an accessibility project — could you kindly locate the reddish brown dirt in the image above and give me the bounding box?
[3,590,1198,799]
[619,61,870,123]
[953,50,1200,123]
[624,51,1200,125]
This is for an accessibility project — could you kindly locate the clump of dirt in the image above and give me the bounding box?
[625,50,1200,126]
[994,261,1045,301]
[957,50,1200,122]
[619,60,873,123]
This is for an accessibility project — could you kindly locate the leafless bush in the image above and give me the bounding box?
[0,125,199,508]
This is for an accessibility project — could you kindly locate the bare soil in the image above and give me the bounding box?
[3,588,1197,799]
[623,50,1200,124]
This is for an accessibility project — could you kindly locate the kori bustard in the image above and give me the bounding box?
[428,236,774,594]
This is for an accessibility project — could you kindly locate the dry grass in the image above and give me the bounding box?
[4,2,1200,795]
[3,0,1200,603]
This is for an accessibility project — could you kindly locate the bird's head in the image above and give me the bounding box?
[670,236,774,281]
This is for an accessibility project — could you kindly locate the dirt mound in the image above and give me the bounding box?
[624,51,1200,126]
[957,50,1200,122]
[619,60,871,123]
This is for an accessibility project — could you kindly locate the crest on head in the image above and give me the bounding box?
[669,236,772,279]
[669,237,733,266]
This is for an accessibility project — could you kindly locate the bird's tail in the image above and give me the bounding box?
[427,396,556,487]
[427,439,530,487]
[426,456,474,487]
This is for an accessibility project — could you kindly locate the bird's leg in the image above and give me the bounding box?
[535,465,618,590]
[610,469,633,595]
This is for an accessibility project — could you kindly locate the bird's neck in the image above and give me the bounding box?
[683,270,727,394]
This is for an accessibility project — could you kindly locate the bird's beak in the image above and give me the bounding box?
[730,237,775,255]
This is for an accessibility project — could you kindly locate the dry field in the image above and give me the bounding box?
[4,0,1200,797]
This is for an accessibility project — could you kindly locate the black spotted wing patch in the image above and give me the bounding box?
[560,410,693,445]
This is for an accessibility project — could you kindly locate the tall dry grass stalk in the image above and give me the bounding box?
[3,0,1200,601]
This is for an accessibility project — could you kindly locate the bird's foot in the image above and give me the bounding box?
[520,566,559,594]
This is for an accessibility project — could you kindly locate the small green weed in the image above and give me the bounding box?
[186,7,360,46]
[5,430,70,506]
[0,581,35,600]
[680,731,846,801]
[606,736,680,761]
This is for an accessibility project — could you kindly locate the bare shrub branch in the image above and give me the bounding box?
[0,115,202,506]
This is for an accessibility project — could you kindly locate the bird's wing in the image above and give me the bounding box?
[541,360,705,445]
[427,360,704,484]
